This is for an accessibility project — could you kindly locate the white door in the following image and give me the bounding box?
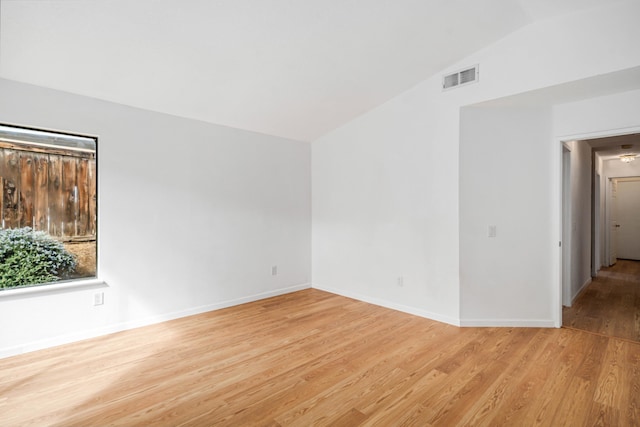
[610,179,618,266]
[616,179,640,260]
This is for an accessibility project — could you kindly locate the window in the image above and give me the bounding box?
[0,124,97,290]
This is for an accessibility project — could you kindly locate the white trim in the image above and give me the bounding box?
[561,144,572,308]
[312,284,460,326]
[459,318,556,327]
[312,284,555,328]
[606,177,614,265]
[0,278,107,299]
[593,171,601,276]
[0,137,95,154]
[0,120,100,141]
[555,126,640,143]
[552,137,564,327]
[605,176,640,266]
[0,282,311,359]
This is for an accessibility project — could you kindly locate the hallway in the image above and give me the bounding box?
[563,259,640,342]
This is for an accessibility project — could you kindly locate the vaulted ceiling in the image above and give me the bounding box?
[0,0,620,142]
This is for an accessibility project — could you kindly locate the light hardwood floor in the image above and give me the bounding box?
[564,259,640,342]
[2,289,640,426]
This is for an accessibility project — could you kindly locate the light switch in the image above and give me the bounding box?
[94,292,104,306]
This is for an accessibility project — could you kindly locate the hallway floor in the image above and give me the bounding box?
[563,259,640,342]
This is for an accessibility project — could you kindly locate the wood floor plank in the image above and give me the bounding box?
[481,334,567,426]
[593,339,626,410]
[271,317,434,425]
[458,329,552,426]
[2,287,640,426]
[622,342,640,425]
[553,376,601,426]
[527,331,604,425]
[64,303,403,426]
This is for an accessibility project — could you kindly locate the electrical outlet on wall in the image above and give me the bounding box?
[271,265,278,276]
[397,276,404,287]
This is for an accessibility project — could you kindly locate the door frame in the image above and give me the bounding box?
[554,125,640,328]
[606,177,618,266]
[562,144,572,307]
[608,176,640,261]
[592,171,601,276]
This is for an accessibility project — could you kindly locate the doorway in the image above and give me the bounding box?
[606,177,640,265]
[560,130,640,340]
[614,178,640,261]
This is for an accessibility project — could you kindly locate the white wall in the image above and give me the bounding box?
[459,106,554,325]
[312,0,640,326]
[312,87,462,324]
[595,155,604,273]
[565,140,592,303]
[0,78,311,358]
[553,89,640,139]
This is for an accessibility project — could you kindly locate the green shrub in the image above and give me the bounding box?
[0,227,77,289]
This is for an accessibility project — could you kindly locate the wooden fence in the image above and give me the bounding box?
[0,143,96,240]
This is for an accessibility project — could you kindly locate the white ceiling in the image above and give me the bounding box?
[0,0,620,142]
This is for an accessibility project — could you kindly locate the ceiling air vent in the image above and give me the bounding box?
[443,65,479,90]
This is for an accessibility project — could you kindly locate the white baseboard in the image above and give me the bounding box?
[0,283,311,359]
[459,318,556,327]
[313,284,556,328]
[312,284,460,326]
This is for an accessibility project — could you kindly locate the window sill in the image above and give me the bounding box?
[0,278,107,299]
